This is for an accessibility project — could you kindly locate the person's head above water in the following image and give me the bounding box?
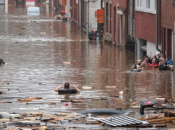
[64,82,70,89]
[144,55,149,62]
[61,10,65,14]
[152,58,157,64]
[93,29,97,34]
[137,59,142,64]
[159,58,166,64]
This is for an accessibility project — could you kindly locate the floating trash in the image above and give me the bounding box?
[82,86,92,90]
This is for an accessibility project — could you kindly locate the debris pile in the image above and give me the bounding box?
[0,112,81,130]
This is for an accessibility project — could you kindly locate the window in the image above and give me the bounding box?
[135,0,156,14]
[146,0,150,9]
[155,0,157,12]
[137,0,140,8]
[136,0,141,9]
[106,3,108,32]
[140,0,142,7]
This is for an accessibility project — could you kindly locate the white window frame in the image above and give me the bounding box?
[137,0,140,9]
[146,0,151,10]
[135,0,156,14]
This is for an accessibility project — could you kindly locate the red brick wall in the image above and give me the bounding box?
[135,11,156,43]
[70,0,78,22]
[104,0,127,45]
[161,0,174,29]
[118,0,127,8]
[161,0,175,59]
[8,0,16,5]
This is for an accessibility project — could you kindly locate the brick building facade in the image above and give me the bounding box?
[161,0,174,60]
[104,0,127,46]
[49,0,67,14]
[69,0,102,34]
[103,0,175,68]
[134,0,161,58]
[70,0,78,23]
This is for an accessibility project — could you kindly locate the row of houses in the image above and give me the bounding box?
[52,0,174,64]
[102,0,175,62]
[4,0,174,66]
[49,0,104,34]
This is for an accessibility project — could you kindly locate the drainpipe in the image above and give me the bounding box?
[156,0,163,53]
[86,0,89,34]
[131,0,134,39]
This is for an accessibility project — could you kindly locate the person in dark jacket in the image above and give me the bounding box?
[88,29,97,40]
[166,57,173,65]
[159,58,169,70]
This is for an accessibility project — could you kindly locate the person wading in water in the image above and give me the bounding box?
[139,55,150,70]
[54,82,80,94]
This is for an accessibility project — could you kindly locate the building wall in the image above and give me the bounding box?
[135,11,156,43]
[0,0,4,4]
[147,41,161,57]
[88,0,101,31]
[70,0,102,34]
[117,0,127,46]
[65,0,71,18]
[161,0,174,29]
[70,0,78,23]
[104,0,127,46]
[104,0,113,43]
[161,0,174,60]
[112,0,118,44]
[8,0,15,5]
[118,0,127,8]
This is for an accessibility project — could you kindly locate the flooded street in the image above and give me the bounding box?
[0,3,175,130]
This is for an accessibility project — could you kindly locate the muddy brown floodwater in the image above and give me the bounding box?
[0,3,175,130]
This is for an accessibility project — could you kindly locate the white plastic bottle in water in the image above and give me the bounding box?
[119,91,123,99]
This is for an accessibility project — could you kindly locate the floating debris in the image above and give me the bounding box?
[40,32,46,35]
[0,112,12,119]
[15,28,21,32]
[82,86,92,90]
[21,27,26,29]
[18,97,42,102]
[63,61,71,65]
[0,101,12,104]
[105,86,117,89]
[78,108,125,115]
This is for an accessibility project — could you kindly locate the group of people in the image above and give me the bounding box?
[131,51,173,72]
[54,10,68,21]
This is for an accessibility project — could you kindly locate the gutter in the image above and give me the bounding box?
[156,0,163,53]
[86,0,89,34]
[131,0,134,38]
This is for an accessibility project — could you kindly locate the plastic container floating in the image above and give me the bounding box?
[82,86,92,90]
[20,108,40,110]
[119,91,123,99]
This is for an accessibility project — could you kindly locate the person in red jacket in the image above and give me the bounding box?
[149,58,159,68]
